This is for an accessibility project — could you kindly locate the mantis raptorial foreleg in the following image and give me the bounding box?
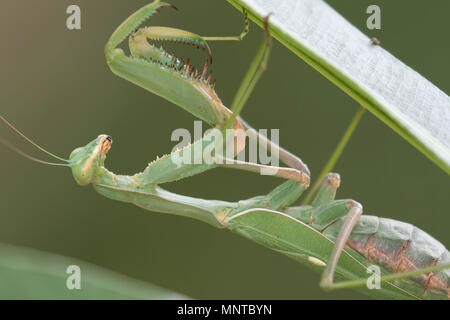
[106,1,309,179]
[87,1,311,230]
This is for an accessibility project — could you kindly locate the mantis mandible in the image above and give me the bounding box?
[1,1,449,299]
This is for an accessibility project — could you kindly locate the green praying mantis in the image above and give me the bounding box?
[1,1,449,299]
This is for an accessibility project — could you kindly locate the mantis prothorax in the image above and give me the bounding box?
[2,1,449,299]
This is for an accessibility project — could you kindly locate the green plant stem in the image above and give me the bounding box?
[302,106,365,205]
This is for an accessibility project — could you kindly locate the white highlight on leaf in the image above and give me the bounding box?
[308,256,326,267]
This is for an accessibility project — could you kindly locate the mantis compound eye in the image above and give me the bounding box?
[69,135,112,186]
[101,135,112,155]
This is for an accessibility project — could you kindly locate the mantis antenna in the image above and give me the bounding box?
[0,114,69,166]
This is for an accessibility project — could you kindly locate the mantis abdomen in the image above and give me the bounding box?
[321,215,450,299]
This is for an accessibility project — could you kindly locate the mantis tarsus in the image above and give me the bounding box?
[1,1,449,299]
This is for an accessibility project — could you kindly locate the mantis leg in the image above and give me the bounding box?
[320,205,450,291]
[142,127,309,185]
[224,14,272,129]
[302,173,366,289]
[229,179,309,215]
[107,3,309,176]
[305,173,340,206]
[218,12,310,175]
[106,1,176,54]
[202,9,249,41]
[238,118,310,176]
[319,202,363,289]
[128,7,248,64]
[295,174,450,292]
[204,10,310,176]
[320,262,450,291]
[136,11,309,186]
[284,173,363,287]
[212,12,310,175]
[217,156,308,183]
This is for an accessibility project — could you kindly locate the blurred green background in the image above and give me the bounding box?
[0,0,449,299]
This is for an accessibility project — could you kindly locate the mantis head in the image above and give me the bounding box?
[69,135,112,186]
[0,115,113,187]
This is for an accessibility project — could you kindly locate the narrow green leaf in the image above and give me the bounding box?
[0,243,187,299]
[227,0,450,173]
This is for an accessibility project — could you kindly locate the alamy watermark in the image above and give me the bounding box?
[66,265,81,290]
[66,5,81,30]
[366,5,381,30]
[366,264,381,290]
